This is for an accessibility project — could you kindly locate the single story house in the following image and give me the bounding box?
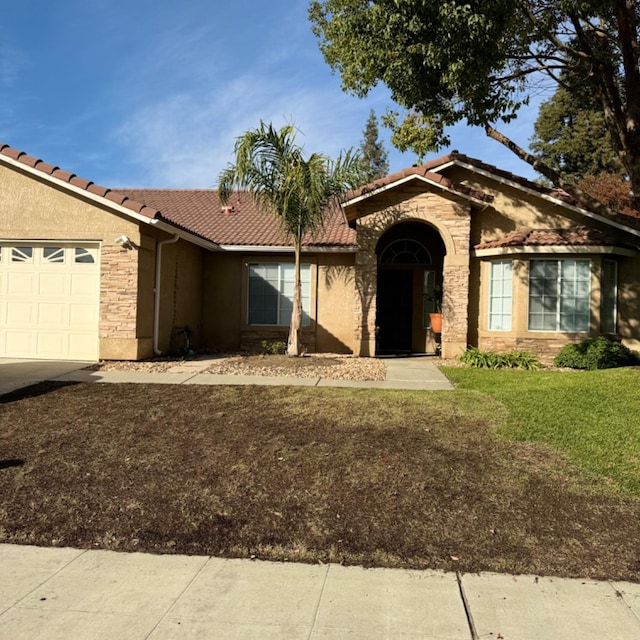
[1,142,639,363]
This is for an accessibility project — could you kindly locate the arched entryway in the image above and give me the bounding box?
[375,221,446,354]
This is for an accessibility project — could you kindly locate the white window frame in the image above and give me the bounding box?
[247,263,311,327]
[528,259,591,332]
[488,260,513,331]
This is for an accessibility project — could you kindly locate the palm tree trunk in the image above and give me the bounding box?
[287,238,303,357]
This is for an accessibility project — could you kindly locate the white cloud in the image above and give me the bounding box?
[113,69,389,188]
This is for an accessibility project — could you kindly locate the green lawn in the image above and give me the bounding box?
[443,366,640,495]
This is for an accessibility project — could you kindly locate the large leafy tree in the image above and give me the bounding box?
[218,121,365,356]
[309,0,640,211]
[360,109,389,181]
[530,77,633,216]
[531,84,623,180]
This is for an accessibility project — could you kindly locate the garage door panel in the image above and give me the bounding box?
[0,243,100,360]
[37,333,67,357]
[3,332,34,356]
[37,302,67,327]
[70,272,99,295]
[6,272,36,295]
[6,301,35,325]
[69,303,98,327]
[39,272,69,296]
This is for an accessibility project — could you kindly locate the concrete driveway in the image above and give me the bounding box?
[0,359,91,396]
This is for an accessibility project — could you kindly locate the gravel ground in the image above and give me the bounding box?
[87,352,388,381]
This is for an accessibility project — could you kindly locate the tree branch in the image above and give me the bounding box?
[484,125,618,217]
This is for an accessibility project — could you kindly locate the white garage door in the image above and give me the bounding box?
[0,242,100,360]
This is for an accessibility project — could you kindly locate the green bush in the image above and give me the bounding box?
[554,336,640,370]
[460,347,540,370]
[261,340,287,355]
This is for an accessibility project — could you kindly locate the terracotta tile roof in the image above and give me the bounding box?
[346,158,494,204]
[474,227,617,250]
[0,142,356,248]
[121,189,357,248]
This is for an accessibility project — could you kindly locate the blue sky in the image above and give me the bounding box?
[1,1,544,189]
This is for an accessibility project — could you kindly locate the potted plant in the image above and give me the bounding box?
[428,285,443,334]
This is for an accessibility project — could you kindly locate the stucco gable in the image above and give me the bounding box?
[433,152,640,241]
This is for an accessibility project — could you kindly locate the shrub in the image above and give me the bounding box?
[460,347,540,370]
[554,336,640,370]
[261,340,287,355]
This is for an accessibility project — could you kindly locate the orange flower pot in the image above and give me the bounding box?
[429,313,443,334]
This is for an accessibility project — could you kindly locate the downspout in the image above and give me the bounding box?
[153,235,179,355]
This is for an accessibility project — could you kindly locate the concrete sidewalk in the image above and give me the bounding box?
[2,544,639,639]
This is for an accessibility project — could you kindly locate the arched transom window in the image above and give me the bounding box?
[379,239,431,265]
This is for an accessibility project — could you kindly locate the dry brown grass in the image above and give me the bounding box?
[1,381,639,581]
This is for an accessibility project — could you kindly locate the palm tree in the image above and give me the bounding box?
[218,121,365,356]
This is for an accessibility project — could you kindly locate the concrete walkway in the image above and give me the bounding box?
[2,544,640,639]
[45,354,455,391]
[3,358,640,638]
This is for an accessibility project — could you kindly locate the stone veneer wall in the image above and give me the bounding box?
[353,193,472,359]
[479,336,575,365]
[441,261,470,358]
[99,245,139,341]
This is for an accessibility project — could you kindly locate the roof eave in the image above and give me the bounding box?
[342,173,488,211]
[473,245,637,258]
[219,244,358,253]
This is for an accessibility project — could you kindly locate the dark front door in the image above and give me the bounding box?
[377,269,413,352]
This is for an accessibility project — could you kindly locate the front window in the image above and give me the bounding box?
[248,263,311,326]
[528,259,591,332]
[489,260,512,331]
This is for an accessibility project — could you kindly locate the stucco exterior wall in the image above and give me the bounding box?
[316,253,356,353]
[202,250,356,354]
[202,252,243,351]
[154,239,204,355]
[445,166,597,244]
[616,253,640,351]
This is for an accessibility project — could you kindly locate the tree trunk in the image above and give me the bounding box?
[287,238,303,357]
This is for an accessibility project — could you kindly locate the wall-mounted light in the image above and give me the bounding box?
[115,235,134,249]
